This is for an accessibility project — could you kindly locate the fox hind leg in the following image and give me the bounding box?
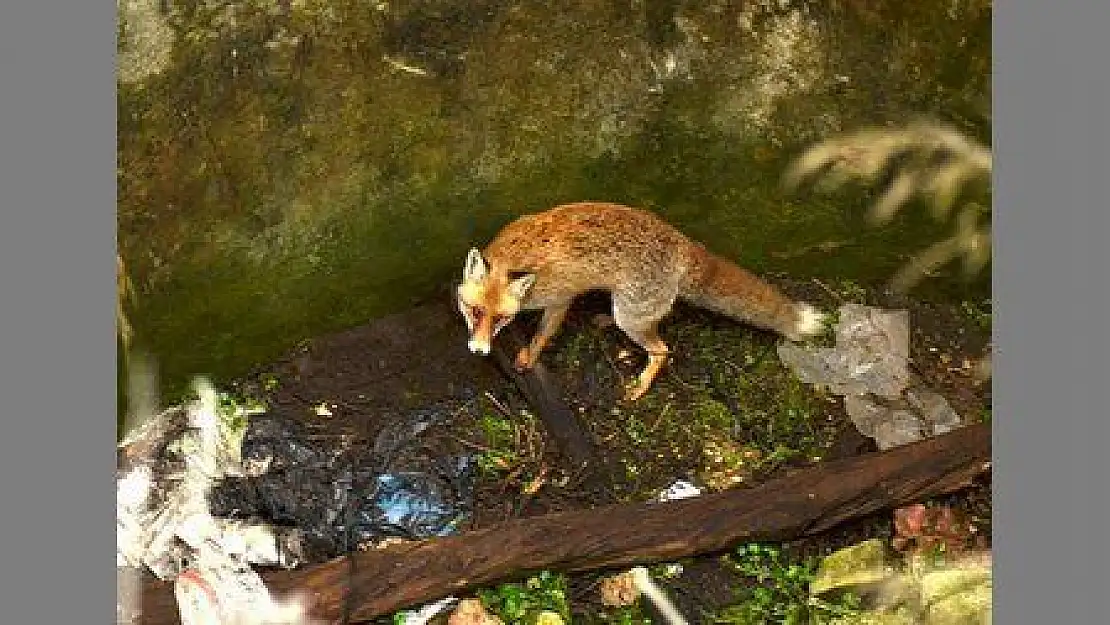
[515,301,571,371]
[612,291,675,402]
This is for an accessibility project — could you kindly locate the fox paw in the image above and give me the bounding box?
[622,380,650,402]
[514,347,537,372]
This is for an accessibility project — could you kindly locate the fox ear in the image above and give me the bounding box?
[463,248,487,282]
[507,273,536,299]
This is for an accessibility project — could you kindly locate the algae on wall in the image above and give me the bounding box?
[117,0,991,403]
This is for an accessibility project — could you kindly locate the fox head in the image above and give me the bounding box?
[456,248,536,356]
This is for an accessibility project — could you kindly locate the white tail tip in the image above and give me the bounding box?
[794,303,827,338]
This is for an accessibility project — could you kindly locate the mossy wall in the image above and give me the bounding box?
[118,0,991,403]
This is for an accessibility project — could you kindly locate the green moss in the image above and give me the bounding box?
[478,570,572,625]
[119,0,991,418]
[714,543,866,625]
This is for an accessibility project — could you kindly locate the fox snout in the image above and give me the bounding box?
[467,336,492,355]
[462,310,511,357]
[463,311,517,357]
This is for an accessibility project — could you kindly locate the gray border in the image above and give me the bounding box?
[994,2,1110,624]
[0,2,117,622]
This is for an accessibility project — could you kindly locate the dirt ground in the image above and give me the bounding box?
[238,275,992,623]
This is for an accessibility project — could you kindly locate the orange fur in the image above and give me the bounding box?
[456,202,826,401]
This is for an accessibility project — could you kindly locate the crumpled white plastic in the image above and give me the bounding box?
[116,378,318,625]
[778,303,965,450]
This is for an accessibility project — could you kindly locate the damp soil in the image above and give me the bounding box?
[236,276,992,622]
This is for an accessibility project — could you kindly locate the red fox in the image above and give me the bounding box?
[456,201,827,401]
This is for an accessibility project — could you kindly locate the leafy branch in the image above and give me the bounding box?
[783,120,992,292]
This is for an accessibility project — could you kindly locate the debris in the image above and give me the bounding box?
[173,550,319,625]
[916,555,992,624]
[597,566,691,625]
[595,481,700,616]
[447,598,505,625]
[599,570,640,607]
[118,380,478,625]
[892,503,978,557]
[630,566,689,625]
[396,597,460,625]
[843,395,927,451]
[810,540,991,625]
[656,479,703,502]
[905,388,962,436]
[778,303,966,450]
[117,379,319,625]
[778,304,910,399]
[138,423,990,623]
[809,538,892,597]
[207,404,476,556]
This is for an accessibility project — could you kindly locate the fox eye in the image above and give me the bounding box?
[470,306,485,322]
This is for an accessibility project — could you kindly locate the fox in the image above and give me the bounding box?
[456,201,828,401]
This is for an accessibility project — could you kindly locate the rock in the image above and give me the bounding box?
[810,538,892,597]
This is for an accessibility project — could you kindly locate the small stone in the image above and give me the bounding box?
[599,570,640,607]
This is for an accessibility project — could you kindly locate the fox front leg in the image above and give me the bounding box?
[514,303,571,372]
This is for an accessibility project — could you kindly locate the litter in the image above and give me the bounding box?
[778,303,965,450]
[117,378,478,624]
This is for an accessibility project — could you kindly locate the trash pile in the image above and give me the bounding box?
[778,303,964,450]
[116,378,477,625]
